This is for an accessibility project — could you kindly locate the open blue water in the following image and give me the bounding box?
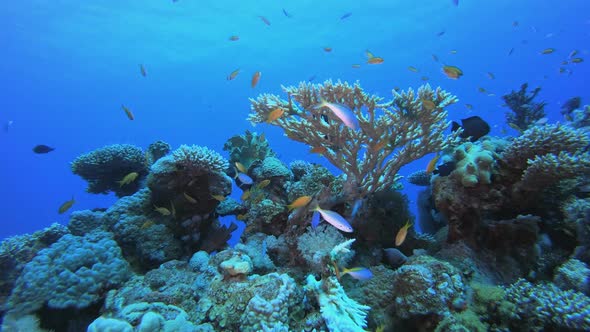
[1,0,588,239]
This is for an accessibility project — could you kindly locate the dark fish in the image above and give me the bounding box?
[451,116,490,142]
[340,12,352,20]
[561,97,581,116]
[282,8,292,18]
[432,161,456,176]
[436,30,446,37]
[383,248,407,269]
[508,47,514,56]
[33,145,55,154]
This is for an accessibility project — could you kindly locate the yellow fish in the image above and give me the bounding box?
[235,162,248,173]
[266,108,284,123]
[407,66,419,73]
[287,195,312,210]
[251,71,262,88]
[309,146,327,155]
[154,204,171,216]
[442,65,463,79]
[236,213,248,220]
[58,197,75,214]
[395,220,413,246]
[118,172,139,187]
[257,179,271,189]
[211,194,226,202]
[420,99,436,111]
[241,190,251,201]
[540,48,555,54]
[571,58,584,63]
[141,220,155,230]
[508,122,523,133]
[367,57,384,64]
[425,154,440,173]
[183,192,198,204]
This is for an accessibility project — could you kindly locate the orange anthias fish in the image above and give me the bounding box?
[266,108,284,123]
[229,35,240,41]
[287,195,312,211]
[540,48,555,54]
[365,49,384,64]
[122,105,134,120]
[421,99,436,111]
[309,146,327,154]
[251,71,261,88]
[139,64,147,77]
[323,47,332,52]
[407,66,419,73]
[442,65,463,79]
[227,69,240,80]
[426,154,440,173]
[395,220,413,246]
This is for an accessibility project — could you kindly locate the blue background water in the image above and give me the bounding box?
[1,0,588,240]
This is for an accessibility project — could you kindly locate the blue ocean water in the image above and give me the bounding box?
[0,0,588,240]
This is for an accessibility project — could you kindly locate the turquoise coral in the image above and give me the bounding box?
[7,231,131,316]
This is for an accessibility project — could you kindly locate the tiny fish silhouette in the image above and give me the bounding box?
[33,145,55,154]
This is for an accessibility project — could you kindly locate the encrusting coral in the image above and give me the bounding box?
[248,80,459,198]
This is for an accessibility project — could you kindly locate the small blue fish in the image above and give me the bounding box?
[315,207,353,232]
[237,172,253,185]
[340,12,352,20]
[342,267,373,280]
[351,199,363,218]
[311,211,320,229]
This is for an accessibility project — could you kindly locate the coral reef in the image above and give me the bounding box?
[71,144,148,197]
[145,140,171,166]
[502,83,546,131]
[6,231,131,316]
[0,224,68,312]
[505,278,590,331]
[223,130,275,172]
[249,80,459,198]
[147,144,231,220]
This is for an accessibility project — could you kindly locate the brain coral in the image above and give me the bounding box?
[71,144,147,197]
[7,231,131,316]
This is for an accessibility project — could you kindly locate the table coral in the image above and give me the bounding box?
[249,80,459,198]
[71,144,148,197]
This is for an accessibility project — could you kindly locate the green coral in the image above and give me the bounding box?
[223,130,275,171]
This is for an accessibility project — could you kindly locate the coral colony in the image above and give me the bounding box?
[2,80,590,331]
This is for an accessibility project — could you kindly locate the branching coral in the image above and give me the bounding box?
[248,80,459,198]
[502,83,546,131]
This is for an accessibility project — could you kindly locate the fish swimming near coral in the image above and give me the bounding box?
[341,267,373,280]
[117,172,138,187]
[58,197,75,214]
[314,98,358,130]
[251,71,261,88]
[33,144,55,154]
[154,204,171,216]
[432,161,456,176]
[395,220,412,246]
[560,96,581,117]
[313,206,354,232]
[288,195,312,211]
[451,116,490,142]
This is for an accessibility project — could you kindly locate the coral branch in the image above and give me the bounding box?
[249,80,459,198]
